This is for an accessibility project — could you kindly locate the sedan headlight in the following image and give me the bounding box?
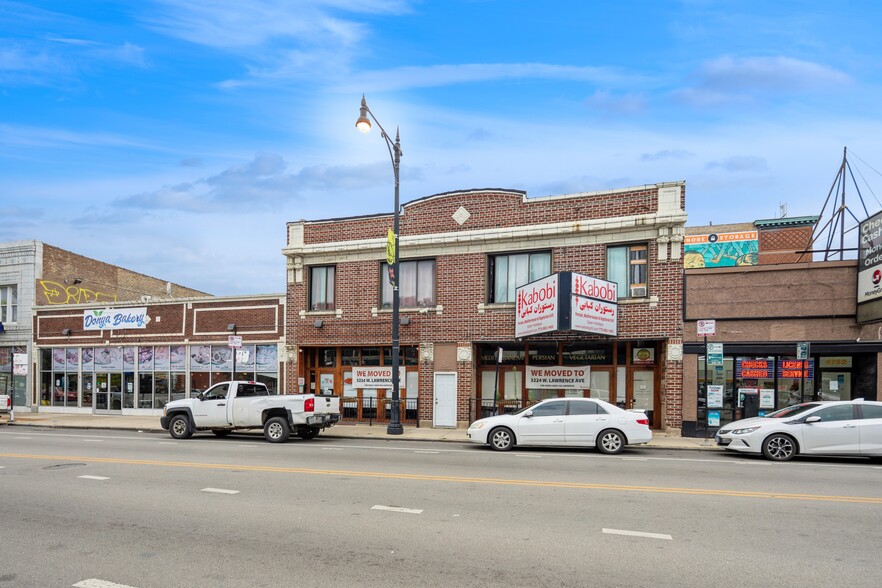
[731,426,761,435]
[470,421,487,430]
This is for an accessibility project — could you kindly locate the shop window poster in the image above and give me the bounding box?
[66,348,78,370]
[123,347,136,370]
[154,346,170,370]
[0,348,11,372]
[138,346,154,371]
[256,345,278,372]
[211,346,232,371]
[237,344,256,370]
[190,345,211,372]
[82,348,94,371]
[170,346,186,371]
[52,348,66,371]
[94,347,122,370]
[684,231,759,268]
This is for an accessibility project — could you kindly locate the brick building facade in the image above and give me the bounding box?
[682,218,882,437]
[0,240,207,411]
[283,183,687,432]
[32,294,286,414]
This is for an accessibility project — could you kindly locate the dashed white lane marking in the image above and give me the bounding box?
[322,447,344,451]
[201,487,240,495]
[158,441,178,445]
[83,439,104,443]
[15,437,32,440]
[603,528,672,541]
[514,454,542,458]
[414,450,439,454]
[78,475,110,480]
[372,504,423,514]
[73,579,139,587]
[0,465,5,469]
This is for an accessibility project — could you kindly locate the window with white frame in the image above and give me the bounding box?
[381,259,435,308]
[309,266,335,311]
[488,251,552,303]
[606,244,648,298]
[0,285,17,323]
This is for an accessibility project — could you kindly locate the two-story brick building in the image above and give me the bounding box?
[283,183,687,432]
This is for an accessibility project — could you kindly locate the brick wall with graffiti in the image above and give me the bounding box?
[37,244,210,306]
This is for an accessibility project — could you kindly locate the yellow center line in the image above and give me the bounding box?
[2,452,881,504]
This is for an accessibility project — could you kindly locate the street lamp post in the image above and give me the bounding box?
[356,96,404,435]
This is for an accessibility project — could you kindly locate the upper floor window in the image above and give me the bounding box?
[0,285,17,323]
[381,259,436,308]
[606,244,647,298]
[488,251,551,303]
[309,266,335,311]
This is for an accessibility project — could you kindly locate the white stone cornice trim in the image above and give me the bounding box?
[282,211,688,260]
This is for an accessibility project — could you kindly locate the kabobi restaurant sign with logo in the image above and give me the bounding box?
[83,307,148,331]
[352,366,406,389]
[515,272,618,338]
[858,210,882,308]
[526,366,591,389]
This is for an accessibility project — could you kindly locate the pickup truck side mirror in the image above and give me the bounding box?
[195,392,204,401]
[804,415,821,424]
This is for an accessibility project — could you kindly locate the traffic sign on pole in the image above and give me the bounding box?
[697,319,716,336]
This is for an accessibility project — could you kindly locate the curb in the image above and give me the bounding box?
[3,421,723,451]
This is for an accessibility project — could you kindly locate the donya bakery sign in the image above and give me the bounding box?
[515,272,618,338]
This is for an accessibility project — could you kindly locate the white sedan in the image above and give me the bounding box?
[715,399,882,461]
[467,397,652,454]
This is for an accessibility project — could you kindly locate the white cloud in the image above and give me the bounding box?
[641,150,695,162]
[705,156,769,172]
[675,55,852,106]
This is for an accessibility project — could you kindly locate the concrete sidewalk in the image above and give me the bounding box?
[0,412,721,451]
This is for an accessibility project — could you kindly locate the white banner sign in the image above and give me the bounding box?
[13,353,28,376]
[759,389,775,409]
[352,366,406,389]
[83,307,148,331]
[526,366,590,389]
[515,274,559,337]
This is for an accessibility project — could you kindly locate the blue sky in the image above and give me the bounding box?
[2,0,882,295]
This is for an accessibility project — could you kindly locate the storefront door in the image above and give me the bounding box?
[94,373,122,413]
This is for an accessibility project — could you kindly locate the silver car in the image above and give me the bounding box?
[715,399,882,461]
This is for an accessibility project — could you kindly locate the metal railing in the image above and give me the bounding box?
[466,399,526,424]
[341,396,419,427]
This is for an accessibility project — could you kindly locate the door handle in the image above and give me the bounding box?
[218,403,226,406]
[843,424,856,428]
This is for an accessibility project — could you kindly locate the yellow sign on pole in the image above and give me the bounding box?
[386,228,396,265]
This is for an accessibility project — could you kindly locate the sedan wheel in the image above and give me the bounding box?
[762,434,796,461]
[597,429,625,455]
[489,427,514,451]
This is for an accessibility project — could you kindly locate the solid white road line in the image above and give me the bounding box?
[372,504,423,514]
[73,579,139,588]
[602,528,672,540]
[201,487,240,495]
[78,475,110,481]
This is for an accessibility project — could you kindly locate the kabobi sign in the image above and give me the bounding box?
[858,210,882,305]
[352,366,406,389]
[526,366,590,389]
[515,272,619,338]
[83,307,148,331]
[515,274,560,337]
[570,273,618,337]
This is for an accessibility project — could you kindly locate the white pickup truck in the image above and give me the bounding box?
[0,393,10,418]
[160,380,340,443]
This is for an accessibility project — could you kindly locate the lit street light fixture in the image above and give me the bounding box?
[356,95,404,435]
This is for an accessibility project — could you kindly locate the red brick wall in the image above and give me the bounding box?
[287,187,685,429]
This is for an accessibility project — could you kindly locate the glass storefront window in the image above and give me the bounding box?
[319,348,337,367]
[341,348,359,366]
[190,372,210,396]
[361,347,380,366]
[154,372,169,409]
[139,374,153,409]
[171,374,186,401]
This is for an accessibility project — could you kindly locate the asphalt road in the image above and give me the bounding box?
[1,428,881,588]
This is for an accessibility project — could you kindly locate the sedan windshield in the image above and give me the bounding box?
[763,403,821,419]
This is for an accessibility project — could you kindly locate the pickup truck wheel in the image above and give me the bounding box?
[212,429,230,437]
[298,427,321,440]
[168,415,192,439]
[264,416,291,443]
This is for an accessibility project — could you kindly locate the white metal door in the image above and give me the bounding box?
[433,372,457,428]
